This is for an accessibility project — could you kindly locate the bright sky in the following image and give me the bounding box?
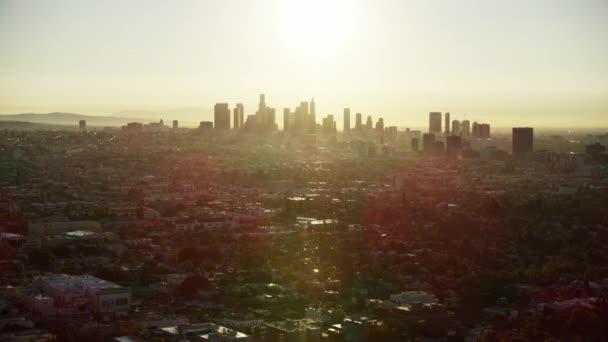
[1,0,607,127]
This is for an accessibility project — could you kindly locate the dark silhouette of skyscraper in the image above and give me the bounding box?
[355,113,362,131]
[233,107,240,129]
[472,121,479,137]
[512,127,534,159]
[79,120,86,130]
[259,94,266,112]
[452,120,461,136]
[322,114,336,135]
[461,120,471,137]
[343,108,350,133]
[237,103,244,128]
[429,112,442,135]
[214,103,231,130]
[366,116,373,131]
[375,118,384,134]
[444,112,450,135]
[172,120,178,129]
[309,98,316,133]
[255,94,276,132]
[283,108,291,132]
[479,123,490,139]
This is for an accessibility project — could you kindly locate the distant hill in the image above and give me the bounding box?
[0,112,153,127]
[112,107,211,124]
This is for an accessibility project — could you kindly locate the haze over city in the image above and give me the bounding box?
[2,1,608,342]
[1,0,608,128]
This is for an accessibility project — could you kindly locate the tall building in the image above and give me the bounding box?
[355,113,362,131]
[472,121,480,137]
[444,112,450,135]
[255,94,276,131]
[172,120,178,129]
[322,114,336,135]
[375,118,384,134]
[366,116,373,131]
[237,103,244,128]
[283,108,291,132]
[479,123,490,139]
[259,94,266,112]
[267,107,276,130]
[461,120,471,137]
[214,103,231,130]
[452,120,461,136]
[343,108,350,133]
[512,127,534,159]
[233,107,240,129]
[309,98,316,133]
[429,112,442,135]
[79,120,86,130]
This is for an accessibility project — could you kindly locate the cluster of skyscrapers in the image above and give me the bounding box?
[212,95,534,159]
[428,112,491,139]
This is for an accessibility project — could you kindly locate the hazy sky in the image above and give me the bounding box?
[1,0,607,127]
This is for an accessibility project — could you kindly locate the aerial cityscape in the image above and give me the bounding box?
[1,0,608,341]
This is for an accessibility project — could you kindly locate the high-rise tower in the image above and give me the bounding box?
[343,108,350,133]
[429,112,442,135]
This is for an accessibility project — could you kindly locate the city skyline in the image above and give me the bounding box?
[1,0,608,128]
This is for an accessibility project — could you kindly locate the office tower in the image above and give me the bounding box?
[267,107,276,130]
[259,94,266,112]
[479,123,490,139]
[422,133,435,153]
[79,120,86,130]
[300,101,309,117]
[512,127,534,159]
[451,120,461,136]
[294,105,306,132]
[343,108,350,133]
[387,126,398,139]
[366,116,373,131]
[172,120,178,129]
[233,108,240,129]
[256,95,267,129]
[237,103,244,127]
[214,103,231,130]
[444,112,450,135]
[375,118,384,134]
[461,120,471,137]
[309,98,316,133]
[255,95,277,131]
[283,108,291,132]
[322,114,336,135]
[429,112,442,135]
[446,135,462,158]
[355,113,362,131]
[472,121,479,138]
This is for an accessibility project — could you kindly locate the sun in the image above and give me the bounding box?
[279,0,355,50]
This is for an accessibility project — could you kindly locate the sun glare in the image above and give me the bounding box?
[279,0,355,50]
